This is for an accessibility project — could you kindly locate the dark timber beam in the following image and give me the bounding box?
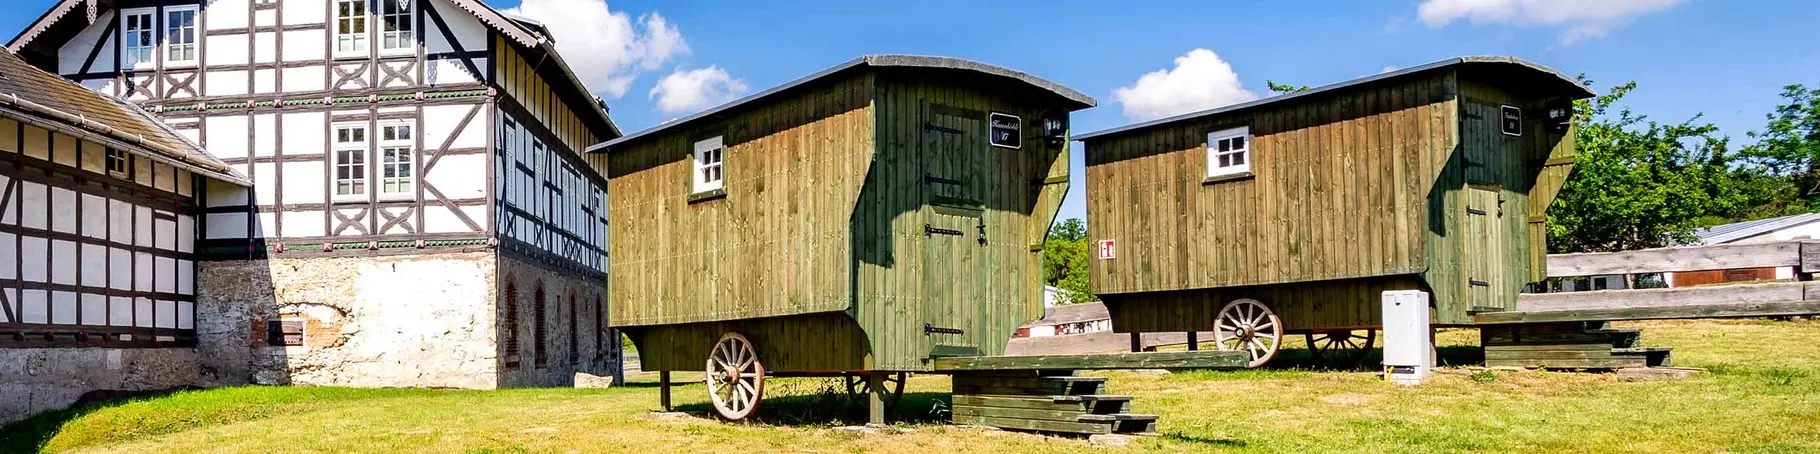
[1475,301,1820,324]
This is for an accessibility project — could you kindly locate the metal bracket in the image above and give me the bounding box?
[924,224,963,237]
[924,323,964,336]
[1467,207,1487,216]
[924,122,963,134]
[1469,279,1490,287]
[923,173,962,186]
[976,218,988,246]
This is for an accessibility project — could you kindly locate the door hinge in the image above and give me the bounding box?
[923,172,962,186]
[1469,279,1490,287]
[1467,207,1487,216]
[924,323,964,336]
[925,224,963,236]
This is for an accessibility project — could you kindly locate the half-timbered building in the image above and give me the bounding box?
[0,44,248,423]
[9,0,621,390]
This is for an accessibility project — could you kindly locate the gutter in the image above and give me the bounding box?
[0,92,252,186]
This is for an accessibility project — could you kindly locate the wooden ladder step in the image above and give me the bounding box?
[1612,347,1673,367]
[1077,413,1158,423]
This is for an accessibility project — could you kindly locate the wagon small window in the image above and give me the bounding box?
[1207,126,1251,177]
[693,136,725,193]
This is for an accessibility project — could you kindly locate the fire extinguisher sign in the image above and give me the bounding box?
[1098,239,1116,260]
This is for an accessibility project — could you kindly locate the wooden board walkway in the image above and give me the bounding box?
[933,351,1248,371]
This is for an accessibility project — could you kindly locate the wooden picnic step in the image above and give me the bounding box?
[1482,322,1666,369]
[948,370,1158,436]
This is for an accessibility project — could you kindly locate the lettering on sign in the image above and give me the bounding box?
[1500,105,1522,137]
[988,112,1021,149]
[1098,239,1116,260]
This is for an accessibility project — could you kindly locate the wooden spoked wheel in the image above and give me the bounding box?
[1214,299,1282,368]
[1306,329,1376,367]
[705,332,765,420]
[844,372,908,408]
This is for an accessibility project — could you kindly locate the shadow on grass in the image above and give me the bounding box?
[672,389,952,426]
[0,388,192,453]
[1162,345,1483,375]
[1159,432,1247,447]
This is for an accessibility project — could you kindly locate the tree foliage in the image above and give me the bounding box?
[1547,81,1752,253]
[1738,84,1820,215]
[1041,218,1096,304]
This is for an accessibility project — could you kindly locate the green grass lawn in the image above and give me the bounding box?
[6,318,1820,453]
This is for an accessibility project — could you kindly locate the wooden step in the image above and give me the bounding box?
[953,375,1107,396]
[1612,347,1673,367]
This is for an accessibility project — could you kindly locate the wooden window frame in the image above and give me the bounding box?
[162,5,199,67]
[120,8,157,70]
[378,0,416,54]
[105,149,131,177]
[691,136,725,195]
[533,286,548,369]
[333,0,370,57]
[331,123,369,200]
[1206,126,1251,178]
[503,281,521,369]
[377,121,415,199]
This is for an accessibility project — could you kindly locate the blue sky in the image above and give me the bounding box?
[7,0,1818,222]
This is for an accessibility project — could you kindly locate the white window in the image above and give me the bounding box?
[1206,127,1251,177]
[379,0,415,52]
[333,124,369,198]
[378,122,414,196]
[693,136,724,193]
[121,9,155,69]
[334,0,369,56]
[164,6,198,66]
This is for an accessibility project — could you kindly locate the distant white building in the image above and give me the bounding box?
[1674,213,1820,285]
[1043,285,1068,308]
[1015,301,1112,338]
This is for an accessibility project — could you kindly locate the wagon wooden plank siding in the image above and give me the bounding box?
[1076,56,1595,367]
[587,55,1093,422]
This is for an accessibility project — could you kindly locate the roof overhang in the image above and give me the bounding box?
[588,54,1096,154]
[1075,55,1595,142]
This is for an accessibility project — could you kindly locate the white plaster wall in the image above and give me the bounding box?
[281,0,328,27]
[195,251,502,389]
[57,11,116,75]
[427,0,489,53]
[205,0,250,30]
[204,34,250,67]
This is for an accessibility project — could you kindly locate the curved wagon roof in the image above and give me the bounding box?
[587,54,1097,153]
[1075,55,1594,141]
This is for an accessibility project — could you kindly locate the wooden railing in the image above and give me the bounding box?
[1491,240,1820,323]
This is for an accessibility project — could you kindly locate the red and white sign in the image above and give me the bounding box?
[1098,239,1116,260]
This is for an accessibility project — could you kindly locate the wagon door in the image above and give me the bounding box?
[920,103,991,358]
[1464,185,1508,310]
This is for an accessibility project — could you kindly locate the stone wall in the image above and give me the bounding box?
[497,254,622,388]
[195,251,500,389]
[0,348,201,424]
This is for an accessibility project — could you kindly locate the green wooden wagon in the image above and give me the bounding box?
[1074,56,1596,368]
[587,56,1241,432]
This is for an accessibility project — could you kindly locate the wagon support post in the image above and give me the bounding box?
[659,371,672,411]
[867,372,887,427]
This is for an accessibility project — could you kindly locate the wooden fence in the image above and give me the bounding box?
[1490,240,1820,323]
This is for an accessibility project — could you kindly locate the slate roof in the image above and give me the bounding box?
[0,47,247,185]
[1075,55,1595,141]
[588,54,1096,153]
[1694,213,1820,245]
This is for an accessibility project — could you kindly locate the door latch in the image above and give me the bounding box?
[976,218,988,246]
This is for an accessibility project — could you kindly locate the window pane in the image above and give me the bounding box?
[1218,154,1231,167]
[1218,139,1231,152]
[1232,152,1245,166]
[1232,136,1245,150]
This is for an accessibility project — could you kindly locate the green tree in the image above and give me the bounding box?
[1041,218,1096,304]
[1547,80,1751,252]
[1266,80,1309,95]
[1738,84,1820,215]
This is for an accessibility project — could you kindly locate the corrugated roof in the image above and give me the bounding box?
[0,47,248,186]
[587,54,1097,153]
[1074,55,1595,142]
[1694,213,1820,244]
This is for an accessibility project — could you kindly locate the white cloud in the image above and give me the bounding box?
[650,66,750,114]
[504,0,690,98]
[1111,49,1257,121]
[1416,0,1687,44]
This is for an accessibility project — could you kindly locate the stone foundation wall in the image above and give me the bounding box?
[497,255,621,388]
[0,348,201,424]
[195,251,500,389]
